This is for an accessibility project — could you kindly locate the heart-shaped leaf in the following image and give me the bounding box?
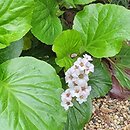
[0,0,34,49]
[64,97,92,130]
[31,0,62,45]
[0,57,66,130]
[73,4,130,58]
[53,30,84,69]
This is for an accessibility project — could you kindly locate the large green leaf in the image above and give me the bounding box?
[64,97,92,130]
[0,57,66,130]
[0,39,23,64]
[110,43,130,89]
[31,0,62,45]
[0,0,34,49]
[73,4,130,58]
[53,30,84,69]
[89,59,112,98]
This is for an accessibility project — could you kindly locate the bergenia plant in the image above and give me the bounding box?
[0,0,130,130]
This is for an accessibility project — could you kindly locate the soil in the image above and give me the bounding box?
[85,96,130,130]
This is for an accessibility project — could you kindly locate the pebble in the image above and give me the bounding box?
[85,96,130,130]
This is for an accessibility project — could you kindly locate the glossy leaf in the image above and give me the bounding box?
[53,30,84,69]
[0,0,34,49]
[0,39,23,64]
[89,59,112,98]
[31,0,62,45]
[64,97,92,130]
[0,57,66,130]
[73,4,130,58]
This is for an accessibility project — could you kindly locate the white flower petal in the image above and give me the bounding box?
[84,62,94,74]
[83,54,93,61]
[61,100,73,110]
[76,91,89,104]
[61,89,72,101]
[74,78,89,86]
[70,86,81,97]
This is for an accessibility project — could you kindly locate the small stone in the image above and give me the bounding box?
[85,96,129,130]
[124,124,130,130]
[114,115,118,119]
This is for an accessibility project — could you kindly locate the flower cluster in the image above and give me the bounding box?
[61,54,94,110]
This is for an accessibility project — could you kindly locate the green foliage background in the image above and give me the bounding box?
[0,0,130,130]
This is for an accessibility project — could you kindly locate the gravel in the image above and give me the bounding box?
[85,96,130,130]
